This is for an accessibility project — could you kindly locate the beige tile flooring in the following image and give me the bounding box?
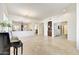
[10,35,79,55]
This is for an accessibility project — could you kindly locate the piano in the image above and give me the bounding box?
[0,32,23,55]
[0,32,10,55]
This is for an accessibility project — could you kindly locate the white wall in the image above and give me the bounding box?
[77,3,79,49]
[67,12,76,41]
[67,4,76,41]
[38,23,44,35]
[0,4,3,20]
[42,19,48,36]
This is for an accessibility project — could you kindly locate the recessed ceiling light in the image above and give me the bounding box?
[63,9,66,13]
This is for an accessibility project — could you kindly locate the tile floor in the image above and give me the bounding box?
[10,35,79,55]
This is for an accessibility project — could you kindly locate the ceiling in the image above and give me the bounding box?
[5,3,73,21]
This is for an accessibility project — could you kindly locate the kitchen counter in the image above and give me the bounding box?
[12,31,35,38]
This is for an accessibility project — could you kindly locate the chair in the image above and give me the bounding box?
[0,32,10,55]
[10,37,23,55]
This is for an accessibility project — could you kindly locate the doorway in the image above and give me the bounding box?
[61,22,68,38]
[54,21,68,38]
[48,21,52,36]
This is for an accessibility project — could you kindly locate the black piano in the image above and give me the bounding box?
[0,32,23,55]
[0,32,10,55]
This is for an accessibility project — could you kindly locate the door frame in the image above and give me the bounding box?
[48,21,52,36]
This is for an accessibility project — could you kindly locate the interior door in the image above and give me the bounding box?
[48,21,52,36]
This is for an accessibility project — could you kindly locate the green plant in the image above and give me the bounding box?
[0,21,11,27]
